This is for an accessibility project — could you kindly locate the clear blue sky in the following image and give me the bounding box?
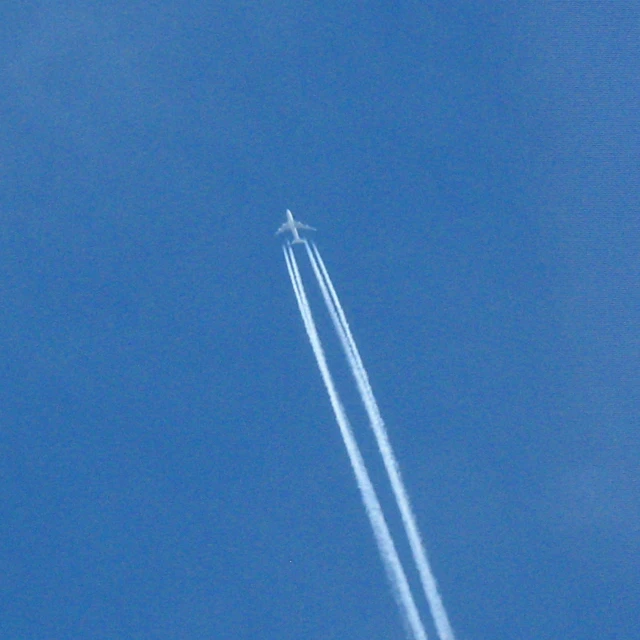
[1,2,638,639]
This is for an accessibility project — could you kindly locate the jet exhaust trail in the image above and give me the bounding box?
[283,244,429,640]
[304,242,456,640]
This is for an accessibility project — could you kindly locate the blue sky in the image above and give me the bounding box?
[1,2,638,638]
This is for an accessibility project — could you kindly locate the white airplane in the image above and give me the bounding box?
[276,209,316,244]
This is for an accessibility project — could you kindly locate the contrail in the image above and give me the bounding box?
[305,242,455,640]
[283,244,429,640]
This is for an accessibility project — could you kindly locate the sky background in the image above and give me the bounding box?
[1,2,638,639]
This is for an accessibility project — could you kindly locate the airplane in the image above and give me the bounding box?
[276,209,316,244]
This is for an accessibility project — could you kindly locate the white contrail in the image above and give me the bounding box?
[305,242,455,640]
[283,244,429,640]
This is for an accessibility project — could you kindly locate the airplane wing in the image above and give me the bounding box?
[275,222,316,235]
